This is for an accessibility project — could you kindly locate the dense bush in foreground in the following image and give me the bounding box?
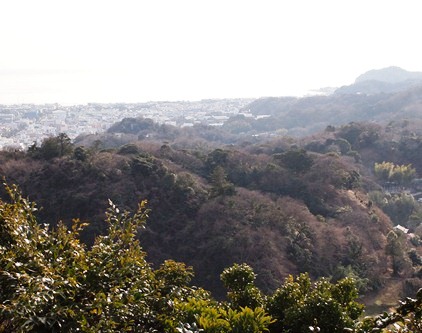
[0,184,420,332]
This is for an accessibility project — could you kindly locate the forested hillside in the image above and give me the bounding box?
[2,78,422,330]
[233,82,422,137]
[1,184,420,332]
[1,118,421,308]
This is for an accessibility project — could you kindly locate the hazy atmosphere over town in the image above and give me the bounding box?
[1,1,422,332]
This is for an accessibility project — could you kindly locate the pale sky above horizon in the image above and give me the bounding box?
[1,0,422,105]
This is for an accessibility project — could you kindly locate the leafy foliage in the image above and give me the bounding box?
[221,263,263,309]
[210,166,236,197]
[1,118,421,316]
[1,183,422,333]
[386,230,412,277]
[272,149,313,174]
[0,183,156,332]
[29,133,73,160]
[374,162,416,186]
[369,191,418,226]
[267,273,364,333]
[0,184,274,332]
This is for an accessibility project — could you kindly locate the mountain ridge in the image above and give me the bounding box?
[355,66,422,84]
[335,66,422,95]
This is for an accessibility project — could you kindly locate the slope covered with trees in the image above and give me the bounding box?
[229,82,422,137]
[1,117,421,309]
[2,67,422,331]
[0,183,420,332]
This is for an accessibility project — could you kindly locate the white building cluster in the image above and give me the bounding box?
[0,99,254,149]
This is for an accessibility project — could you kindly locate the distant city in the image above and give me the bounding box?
[0,99,256,149]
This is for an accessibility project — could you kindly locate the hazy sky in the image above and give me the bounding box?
[1,0,421,105]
